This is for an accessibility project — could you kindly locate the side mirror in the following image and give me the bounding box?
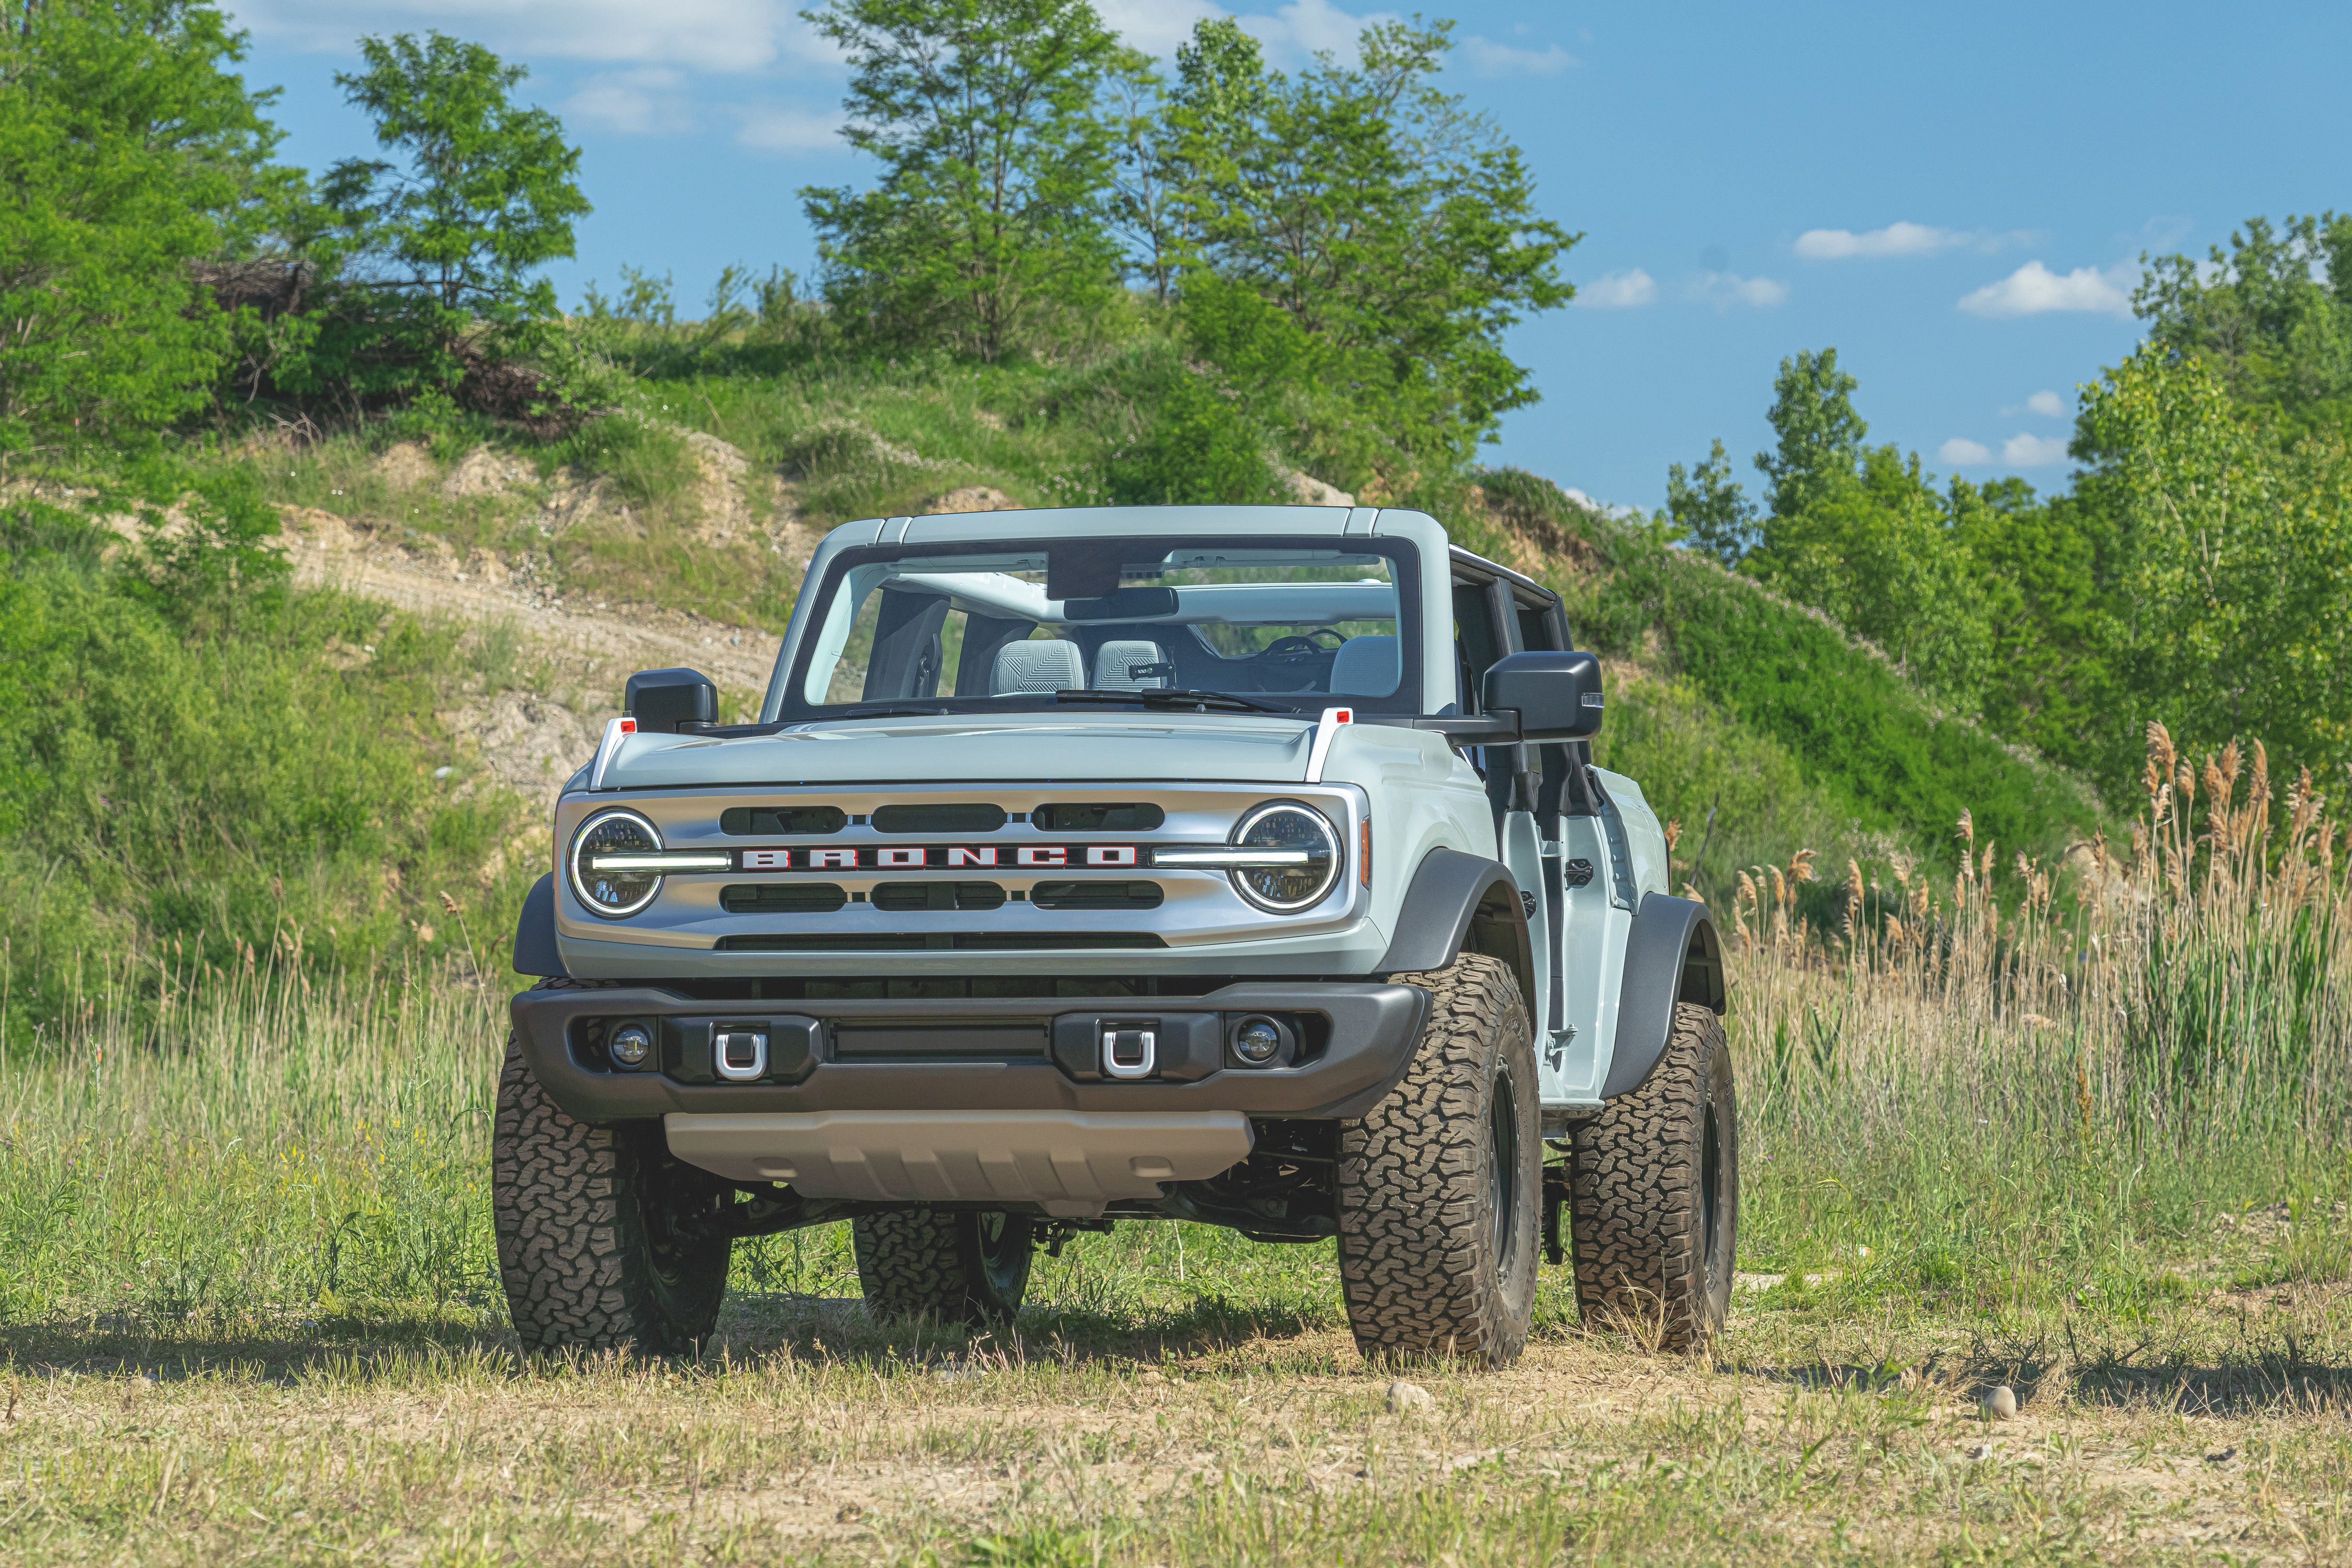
[626,667,718,733]
[1481,650,1604,741]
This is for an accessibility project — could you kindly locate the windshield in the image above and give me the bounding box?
[777,535,1421,719]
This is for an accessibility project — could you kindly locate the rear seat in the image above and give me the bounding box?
[1093,639,1169,691]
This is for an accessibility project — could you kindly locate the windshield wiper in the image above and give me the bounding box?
[824,703,954,720]
[1050,687,1290,716]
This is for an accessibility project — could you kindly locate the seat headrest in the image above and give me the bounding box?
[990,638,1087,695]
[1093,639,1168,691]
[1328,635,1400,697]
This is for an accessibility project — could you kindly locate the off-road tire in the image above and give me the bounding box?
[1569,1001,1737,1351]
[1335,952,1540,1366]
[492,983,733,1356]
[853,1210,1036,1326]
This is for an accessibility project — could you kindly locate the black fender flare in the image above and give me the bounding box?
[1373,847,1537,1026]
[1602,892,1726,1099]
[513,873,568,978]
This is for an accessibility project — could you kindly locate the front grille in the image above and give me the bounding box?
[831,1022,1048,1060]
[871,802,1007,834]
[1032,802,1167,832]
[721,882,848,914]
[720,806,846,835]
[716,932,1166,952]
[1031,880,1164,911]
[871,880,1007,912]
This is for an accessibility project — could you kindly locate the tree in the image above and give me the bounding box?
[800,0,1124,362]
[317,31,587,395]
[1665,438,1758,566]
[1756,348,1866,518]
[0,0,291,462]
[1160,18,1575,488]
[2135,212,2352,441]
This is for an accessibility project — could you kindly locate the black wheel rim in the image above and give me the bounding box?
[1489,1069,1521,1272]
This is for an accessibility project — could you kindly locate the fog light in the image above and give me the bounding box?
[1233,1017,1283,1065]
[610,1024,653,1069]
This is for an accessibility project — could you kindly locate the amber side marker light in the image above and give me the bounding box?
[1360,818,1373,886]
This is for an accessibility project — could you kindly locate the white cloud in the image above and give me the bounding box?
[1462,36,1575,75]
[1958,261,2134,318]
[1239,0,1396,63]
[1939,437,1993,465]
[1577,269,1655,308]
[565,69,694,134]
[224,1,834,74]
[733,102,846,153]
[2002,432,2070,467]
[2026,389,2066,418]
[1692,271,1788,309]
[1796,222,1966,260]
[1092,0,1227,55]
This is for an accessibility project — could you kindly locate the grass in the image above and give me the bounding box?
[2,733,2345,1562]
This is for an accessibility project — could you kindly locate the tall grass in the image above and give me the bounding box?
[4,725,2343,1339]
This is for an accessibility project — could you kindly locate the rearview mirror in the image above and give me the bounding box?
[1481,651,1603,741]
[1062,586,1179,621]
[626,667,718,733]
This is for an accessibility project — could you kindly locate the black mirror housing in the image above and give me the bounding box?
[1481,650,1604,741]
[626,667,718,733]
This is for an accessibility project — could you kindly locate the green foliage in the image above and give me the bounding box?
[544,413,695,506]
[1162,17,1575,492]
[0,0,292,460]
[2071,344,2352,784]
[1755,347,1866,520]
[0,500,527,1045]
[2136,211,2352,443]
[1664,437,1757,567]
[302,30,589,406]
[1105,370,1282,505]
[800,0,1125,362]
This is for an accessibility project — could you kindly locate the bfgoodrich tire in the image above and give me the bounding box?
[492,1031,733,1356]
[1335,952,1540,1366]
[1569,1001,1737,1350]
[854,1210,1036,1326]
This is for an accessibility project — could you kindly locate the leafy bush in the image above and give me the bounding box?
[1106,372,1282,505]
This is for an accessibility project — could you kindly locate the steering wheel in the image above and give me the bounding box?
[1259,628,1348,661]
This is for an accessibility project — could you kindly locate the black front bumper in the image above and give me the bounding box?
[511,981,1431,1125]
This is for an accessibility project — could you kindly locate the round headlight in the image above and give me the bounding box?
[1230,801,1340,913]
[571,809,664,918]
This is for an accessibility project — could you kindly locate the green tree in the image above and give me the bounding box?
[1160,17,1574,491]
[800,0,1124,362]
[0,0,291,462]
[2135,212,2352,441]
[1756,347,1866,518]
[316,30,587,396]
[1665,437,1758,566]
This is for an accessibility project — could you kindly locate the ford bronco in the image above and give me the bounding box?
[493,504,1734,1366]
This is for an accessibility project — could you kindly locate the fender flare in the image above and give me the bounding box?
[513,873,568,978]
[1373,847,1537,1026]
[1601,892,1726,1099]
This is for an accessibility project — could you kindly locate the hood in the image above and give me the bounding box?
[598,711,1317,789]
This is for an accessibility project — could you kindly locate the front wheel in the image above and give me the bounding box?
[1335,952,1540,1366]
[491,1038,733,1356]
[853,1209,1036,1326]
[1568,1002,1737,1350]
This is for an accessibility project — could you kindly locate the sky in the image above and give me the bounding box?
[217,0,2352,511]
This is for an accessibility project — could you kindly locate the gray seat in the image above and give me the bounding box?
[990,638,1087,694]
[1094,639,1169,691]
[1328,634,1400,697]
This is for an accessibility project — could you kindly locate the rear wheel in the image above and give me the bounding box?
[853,1209,1036,1326]
[492,1035,733,1355]
[1567,1002,1737,1350]
[1335,952,1540,1366]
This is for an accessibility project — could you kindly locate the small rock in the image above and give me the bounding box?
[924,485,1021,515]
[1136,1367,1165,1385]
[1386,1379,1436,1413]
[1966,1442,1993,1460]
[2205,1446,2236,1465]
[1984,1385,2018,1420]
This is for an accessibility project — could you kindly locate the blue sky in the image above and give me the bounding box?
[220,1,2352,511]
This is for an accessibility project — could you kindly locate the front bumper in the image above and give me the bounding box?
[510,980,1430,1127]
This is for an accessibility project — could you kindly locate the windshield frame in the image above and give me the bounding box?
[773,533,1427,722]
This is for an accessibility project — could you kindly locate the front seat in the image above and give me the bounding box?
[991,638,1087,694]
[1093,639,1169,691]
[1328,634,1400,697]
